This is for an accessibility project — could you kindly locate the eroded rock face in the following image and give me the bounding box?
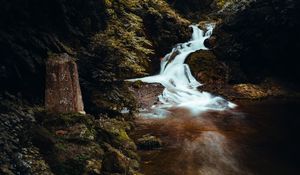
[212,0,300,84]
[45,53,84,114]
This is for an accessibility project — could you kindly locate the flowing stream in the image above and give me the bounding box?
[128,24,299,175]
[128,24,235,117]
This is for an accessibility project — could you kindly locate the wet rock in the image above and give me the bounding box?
[129,83,164,111]
[204,36,217,49]
[233,84,268,99]
[45,53,85,114]
[186,50,229,84]
[136,134,162,150]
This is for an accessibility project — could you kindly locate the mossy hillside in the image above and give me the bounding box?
[80,0,192,116]
[90,0,190,78]
[91,0,154,79]
[32,111,140,175]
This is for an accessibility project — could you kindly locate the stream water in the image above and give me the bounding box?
[128,24,235,117]
[128,24,300,174]
[133,99,300,175]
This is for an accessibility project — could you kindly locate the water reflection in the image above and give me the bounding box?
[133,100,300,175]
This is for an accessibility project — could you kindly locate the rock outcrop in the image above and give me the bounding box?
[45,53,84,114]
[212,0,300,84]
[136,134,162,150]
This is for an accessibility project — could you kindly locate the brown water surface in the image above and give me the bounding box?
[132,99,300,175]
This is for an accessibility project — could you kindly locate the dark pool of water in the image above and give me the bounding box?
[132,99,300,175]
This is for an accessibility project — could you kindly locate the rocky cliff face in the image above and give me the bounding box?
[213,0,300,84]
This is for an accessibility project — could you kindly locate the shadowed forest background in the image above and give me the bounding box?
[0,0,299,175]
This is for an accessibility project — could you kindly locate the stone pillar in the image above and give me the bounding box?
[45,53,85,114]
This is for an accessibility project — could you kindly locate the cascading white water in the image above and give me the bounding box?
[128,23,236,117]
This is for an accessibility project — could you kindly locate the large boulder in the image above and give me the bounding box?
[186,50,229,84]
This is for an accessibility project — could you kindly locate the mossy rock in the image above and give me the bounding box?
[136,134,162,150]
[102,145,129,174]
[88,82,137,116]
[96,118,136,151]
[83,159,102,175]
[101,143,140,175]
[130,80,144,89]
[186,50,229,84]
[50,142,104,175]
[36,112,94,128]
[55,123,96,142]
[233,84,268,99]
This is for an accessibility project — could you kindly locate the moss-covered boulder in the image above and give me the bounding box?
[233,84,268,99]
[136,134,162,150]
[186,50,229,84]
[102,145,130,174]
[29,111,141,175]
[96,118,137,153]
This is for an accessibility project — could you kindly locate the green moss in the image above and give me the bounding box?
[50,142,104,175]
[216,0,228,8]
[40,112,94,128]
[118,129,130,141]
[91,0,155,78]
[131,80,144,89]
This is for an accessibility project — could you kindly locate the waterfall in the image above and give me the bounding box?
[128,23,236,117]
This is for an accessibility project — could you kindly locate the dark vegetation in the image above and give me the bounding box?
[0,0,299,174]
